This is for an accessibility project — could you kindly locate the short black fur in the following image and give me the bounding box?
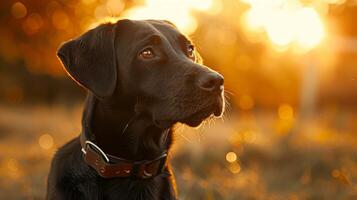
[47,19,224,200]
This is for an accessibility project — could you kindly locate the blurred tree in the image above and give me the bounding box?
[0,0,356,108]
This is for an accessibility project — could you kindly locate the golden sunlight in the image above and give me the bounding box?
[226,151,237,163]
[123,0,215,34]
[11,2,27,19]
[243,0,325,51]
[229,162,241,174]
[38,134,54,150]
[278,104,294,121]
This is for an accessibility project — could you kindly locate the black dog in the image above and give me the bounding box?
[47,19,224,200]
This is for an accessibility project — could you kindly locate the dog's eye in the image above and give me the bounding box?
[187,45,195,61]
[139,48,155,59]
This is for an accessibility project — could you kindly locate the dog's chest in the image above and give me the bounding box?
[100,178,163,200]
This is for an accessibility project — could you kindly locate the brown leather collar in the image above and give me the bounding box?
[80,132,168,179]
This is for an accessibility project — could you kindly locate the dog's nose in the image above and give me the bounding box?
[197,72,224,93]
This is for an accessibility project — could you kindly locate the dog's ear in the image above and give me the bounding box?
[57,23,117,98]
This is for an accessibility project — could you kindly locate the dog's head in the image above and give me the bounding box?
[57,19,224,128]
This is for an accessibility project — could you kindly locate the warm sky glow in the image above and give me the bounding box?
[243,0,325,51]
[123,0,216,35]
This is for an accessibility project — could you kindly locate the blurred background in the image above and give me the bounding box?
[0,0,356,199]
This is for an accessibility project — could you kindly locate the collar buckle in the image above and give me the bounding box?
[81,140,110,163]
[80,138,168,179]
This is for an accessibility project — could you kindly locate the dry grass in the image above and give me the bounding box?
[0,104,356,200]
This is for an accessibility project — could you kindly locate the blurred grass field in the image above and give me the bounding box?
[1,0,357,199]
[0,103,356,200]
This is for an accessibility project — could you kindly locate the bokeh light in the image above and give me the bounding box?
[38,134,54,150]
[52,10,70,30]
[278,104,294,121]
[11,2,27,19]
[229,162,241,174]
[22,13,43,35]
[238,95,255,110]
[7,159,19,173]
[242,130,257,143]
[226,151,237,163]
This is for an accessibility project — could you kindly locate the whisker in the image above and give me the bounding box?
[224,93,231,100]
[196,127,203,143]
[220,115,225,123]
[224,90,235,96]
[207,116,215,128]
[179,133,193,143]
[224,97,232,111]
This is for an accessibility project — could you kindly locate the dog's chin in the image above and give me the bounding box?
[153,108,219,129]
[153,119,174,129]
[180,103,224,127]
[180,110,212,127]
[183,118,206,127]
[154,98,225,129]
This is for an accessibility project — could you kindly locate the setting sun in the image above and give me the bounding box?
[243,0,325,51]
[2,0,357,199]
[123,0,215,34]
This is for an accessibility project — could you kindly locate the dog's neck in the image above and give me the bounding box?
[81,93,173,161]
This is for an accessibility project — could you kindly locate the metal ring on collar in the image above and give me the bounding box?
[81,140,110,163]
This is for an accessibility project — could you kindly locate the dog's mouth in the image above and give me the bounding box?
[180,107,216,127]
[154,96,224,129]
[182,98,224,127]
